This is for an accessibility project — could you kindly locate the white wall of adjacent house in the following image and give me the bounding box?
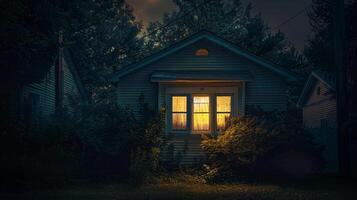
[21,64,56,125]
[303,80,338,173]
[21,56,81,126]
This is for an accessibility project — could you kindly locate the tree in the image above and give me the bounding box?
[60,0,144,104]
[304,0,335,73]
[0,0,58,88]
[143,0,306,105]
[306,0,357,175]
[145,0,305,73]
[0,0,144,104]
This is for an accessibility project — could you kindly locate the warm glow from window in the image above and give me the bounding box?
[172,96,187,130]
[193,96,210,131]
[216,96,231,130]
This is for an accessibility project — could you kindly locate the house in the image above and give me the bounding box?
[110,31,297,165]
[0,46,88,126]
[297,71,338,172]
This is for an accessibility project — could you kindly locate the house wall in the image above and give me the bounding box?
[62,58,82,114]
[303,80,336,128]
[21,55,83,125]
[22,64,56,122]
[302,79,338,172]
[116,38,289,166]
[116,38,288,117]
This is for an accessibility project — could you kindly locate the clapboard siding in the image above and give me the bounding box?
[117,38,288,117]
[63,58,81,113]
[301,78,337,172]
[162,135,206,166]
[303,81,336,128]
[116,38,289,165]
[21,53,84,124]
[22,64,56,121]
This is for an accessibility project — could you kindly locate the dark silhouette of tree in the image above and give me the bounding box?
[304,0,335,73]
[0,0,144,104]
[145,0,306,73]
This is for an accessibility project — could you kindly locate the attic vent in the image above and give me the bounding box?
[195,49,209,57]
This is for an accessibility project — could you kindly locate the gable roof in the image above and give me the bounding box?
[110,30,297,82]
[297,70,336,107]
[63,48,89,103]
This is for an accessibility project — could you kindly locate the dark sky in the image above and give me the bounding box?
[126,0,312,50]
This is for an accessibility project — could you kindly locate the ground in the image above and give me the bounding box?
[1,176,356,200]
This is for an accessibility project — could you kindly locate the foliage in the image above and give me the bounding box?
[146,0,307,73]
[0,112,81,188]
[145,0,307,105]
[63,0,144,104]
[201,112,325,183]
[0,0,57,87]
[305,0,357,73]
[304,0,335,73]
[0,0,144,104]
[0,100,165,188]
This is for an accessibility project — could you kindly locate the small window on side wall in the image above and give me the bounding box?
[316,86,321,95]
[172,96,187,130]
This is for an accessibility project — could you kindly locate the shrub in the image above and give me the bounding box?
[0,112,81,188]
[201,112,325,182]
[0,100,165,188]
[74,101,164,181]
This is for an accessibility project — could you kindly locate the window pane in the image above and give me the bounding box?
[193,96,210,131]
[217,96,231,112]
[194,113,209,131]
[172,96,187,112]
[193,96,209,112]
[172,113,187,129]
[217,113,230,130]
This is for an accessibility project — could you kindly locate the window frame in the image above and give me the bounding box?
[191,94,211,134]
[167,89,236,135]
[215,94,233,131]
[171,95,189,131]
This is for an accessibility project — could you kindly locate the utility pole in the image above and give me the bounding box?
[334,0,350,176]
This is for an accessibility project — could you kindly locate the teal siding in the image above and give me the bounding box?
[162,135,205,166]
[117,38,288,116]
[63,58,82,113]
[302,79,338,172]
[22,64,56,122]
[116,38,289,165]
[21,54,83,124]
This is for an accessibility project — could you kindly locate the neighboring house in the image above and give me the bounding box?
[297,71,338,172]
[110,31,296,165]
[0,47,88,126]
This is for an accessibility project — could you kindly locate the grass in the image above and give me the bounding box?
[1,175,356,200]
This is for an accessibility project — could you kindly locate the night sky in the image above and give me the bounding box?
[126,0,312,50]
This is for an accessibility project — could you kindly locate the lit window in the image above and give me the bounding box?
[216,96,231,130]
[193,96,210,131]
[172,96,187,130]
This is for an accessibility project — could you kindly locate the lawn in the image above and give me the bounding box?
[1,176,356,200]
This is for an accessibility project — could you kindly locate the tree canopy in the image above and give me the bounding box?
[0,0,144,103]
[145,0,306,73]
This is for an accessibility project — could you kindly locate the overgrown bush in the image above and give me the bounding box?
[0,99,164,188]
[0,112,81,188]
[201,111,325,183]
